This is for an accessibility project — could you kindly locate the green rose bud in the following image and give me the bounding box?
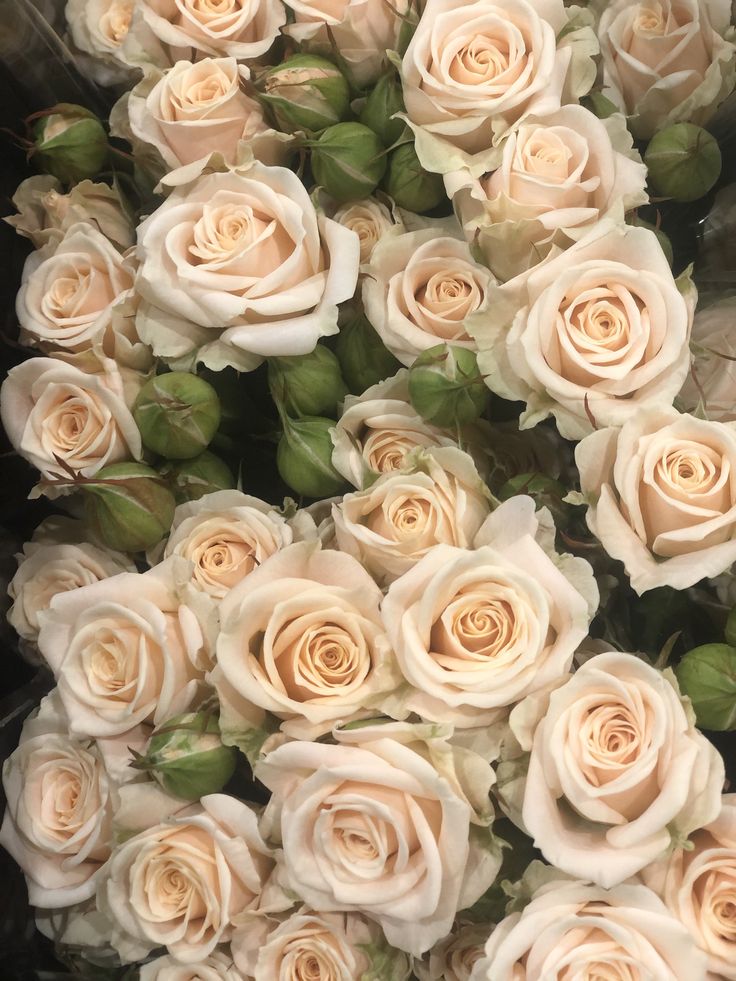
[163,450,235,504]
[335,309,401,394]
[131,712,238,800]
[582,92,620,120]
[262,54,351,135]
[268,345,348,418]
[628,215,674,265]
[83,463,176,553]
[383,141,445,213]
[359,72,406,147]
[33,104,108,184]
[134,372,221,461]
[310,122,386,203]
[408,344,487,428]
[277,415,346,498]
[674,643,736,731]
[645,123,722,203]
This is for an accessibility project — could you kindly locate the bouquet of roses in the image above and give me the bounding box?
[0,0,735,977]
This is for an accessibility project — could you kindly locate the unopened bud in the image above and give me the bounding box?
[33,104,108,184]
[133,372,221,461]
[277,415,346,498]
[268,345,347,417]
[335,309,401,394]
[383,141,445,213]
[359,72,406,147]
[311,122,386,203]
[83,462,176,553]
[262,54,351,135]
[163,451,235,504]
[408,344,487,427]
[645,123,722,203]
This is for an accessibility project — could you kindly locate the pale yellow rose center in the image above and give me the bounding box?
[272,616,370,700]
[42,392,108,459]
[42,264,114,325]
[699,866,736,943]
[140,826,218,925]
[452,35,511,84]
[178,0,248,30]
[362,429,441,474]
[180,67,234,108]
[287,938,343,981]
[633,2,667,36]
[577,702,645,787]
[657,445,721,495]
[522,131,573,180]
[385,494,434,538]
[100,0,133,46]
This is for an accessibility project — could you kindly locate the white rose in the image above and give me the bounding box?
[381,497,597,727]
[333,446,492,586]
[598,0,736,139]
[135,164,360,372]
[140,952,240,981]
[577,406,736,593]
[100,794,274,963]
[446,106,648,282]
[256,723,501,956]
[5,175,134,252]
[515,651,725,888]
[413,921,489,981]
[65,0,153,84]
[211,542,399,738]
[37,559,207,738]
[333,196,400,265]
[470,222,696,441]
[401,0,598,176]
[642,794,736,978]
[362,229,495,366]
[469,878,708,980]
[331,369,457,488]
[0,356,142,481]
[158,489,297,599]
[679,297,736,421]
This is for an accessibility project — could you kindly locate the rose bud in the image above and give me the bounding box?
[268,344,348,417]
[628,215,674,265]
[277,415,347,498]
[262,54,351,135]
[130,711,238,800]
[163,450,235,504]
[133,372,222,461]
[83,462,176,553]
[336,308,401,394]
[674,643,736,731]
[32,104,108,184]
[408,344,487,428]
[310,122,387,203]
[498,473,571,529]
[383,141,445,213]
[359,71,406,146]
[645,123,722,203]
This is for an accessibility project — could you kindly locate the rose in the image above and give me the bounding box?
[597,0,736,139]
[126,58,292,183]
[99,794,274,963]
[446,106,648,282]
[255,722,500,956]
[679,297,736,421]
[414,921,489,981]
[332,197,399,265]
[135,164,360,372]
[362,229,494,366]
[158,489,298,599]
[576,406,736,593]
[0,356,142,481]
[401,0,598,176]
[37,559,207,738]
[470,222,696,441]
[0,691,114,908]
[6,175,134,251]
[140,952,240,981]
[211,542,398,738]
[468,878,708,980]
[381,497,597,727]
[65,0,148,84]
[642,794,736,978]
[513,651,724,888]
[232,909,412,979]
[333,446,492,586]
[331,370,457,488]
[282,0,409,86]
[138,0,286,62]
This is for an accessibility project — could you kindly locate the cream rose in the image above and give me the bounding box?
[469,878,709,980]
[577,406,736,593]
[381,497,597,727]
[598,0,736,139]
[256,723,501,956]
[331,370,457,488]
[333,446,492,586]
[414,921,489,981]
[65,0,155,85]
[513,651,725,888]
[0,691,114,909]
[0,356,142,481]
[211,542,398,738]
[446,106,648,282]
[100,794,274,963]
[362,229,494,366]
[401,0,598,176]
[135,164,360,372]
[642,794,736,978]
[679,297,736,421]
[37,559,207,738]
[140,952,240,981]
[158,489,297,599]
[333,197,399,265]
[471,222,696,441]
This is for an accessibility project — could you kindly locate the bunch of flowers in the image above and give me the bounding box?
[1,0,736,978]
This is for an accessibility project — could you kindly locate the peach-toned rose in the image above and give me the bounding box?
[333,197,400,265]
[140,952,240,981]
[65,0,156,84]
[414,921,489,981]
[679,297,736,421]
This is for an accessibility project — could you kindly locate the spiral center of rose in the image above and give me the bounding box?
[701,867,736,940]
[292,943,341,981]
[181,0,243,29]
[522,132,573,180]
[633,2,667,36]
[364,430,429,474]
[189,202,276,263]
[386,495,433,538]
[100,0,133,46]
[453,35,511,83]
[270,614,370,701]
[657,443,722,495]
[182,70,233,108]
[42,391,110,460]
[577,702,645,786]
